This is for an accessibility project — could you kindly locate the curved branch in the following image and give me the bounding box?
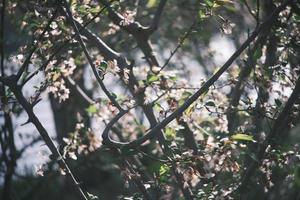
[102,0,293,149]
[102,109,130,146]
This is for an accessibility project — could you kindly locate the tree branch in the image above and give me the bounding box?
[159,20,196,72]
[62,0,123,111]
[1,1,18,198]
[242,0,258,23]
[148,0,168,34]
[99,0,160,68]
[238,75,300,192]
[1,75,88,200]
[227,12,274,133]
[65,76,95,105]
[16,2,60,81]
[102,0,293,149]
[99,0,148,34]
[21,4,110,87]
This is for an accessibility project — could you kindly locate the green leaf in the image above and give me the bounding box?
[224,4,236,12]
[182,91,192,99]
[159,164,171,183]
[204,0,214,8]
[89,7,101,14]
[165,127,176,140]
[121,147,138,156]
[159,164,170,176]
[248,152,259,163]
[184,103,196,117]
[86,105,97,114]
[100,61,108,70]
[147,0,158,8]
[275,99,282,107]
[205,100,215,107]
[231,133,254,142]
[154,102,163,111]
[179,91,192,106]
[215,0,234,6]
[294,166,300,187]
[199,10,208,19]
[147,73,159,84]
[169,76,178,81]
[294,14,300,21]
[111,92,117,99]
[253,48,262,60]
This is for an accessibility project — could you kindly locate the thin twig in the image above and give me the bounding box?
[256,0,260,24]
[16,1,60,81]
[136,148,169,163]
[66,76,95,105]
[159,20,196,72]
[21,3,110,87]
[242,0,257,22]
[99,0,160,68]
[62,0,123,111]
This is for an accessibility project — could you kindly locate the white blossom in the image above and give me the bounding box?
[119,10,136,26]
[123,68,130,83]
[68,151,77,160]
[107,59,120,74]
[61,58,76,77]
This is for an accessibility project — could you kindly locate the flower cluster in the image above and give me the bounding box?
[107,59,121,74]
[95,58,130,83]
[119,10,136,26]
[103,23,120,36]
[63,123,102,160]
[45,58,76,102]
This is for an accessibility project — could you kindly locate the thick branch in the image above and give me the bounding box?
[148,0,168,34]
